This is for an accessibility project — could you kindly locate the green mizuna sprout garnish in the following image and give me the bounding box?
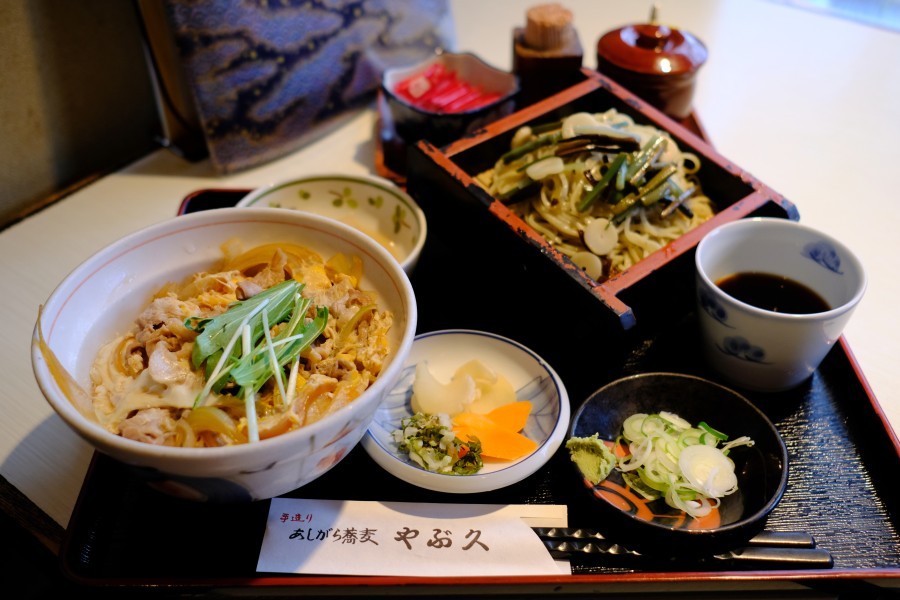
[185,279,328,442]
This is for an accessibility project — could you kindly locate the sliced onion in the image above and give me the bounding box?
[619,437,651,472]
[561,112,599,139]
[678,444,739,497]
[526,156,565,180]
[622,413,647,441]
[582,218,618,256]
[570,251,604,280]
[561,111,642,142]
[610,411,754,518]
[660,411,692,429]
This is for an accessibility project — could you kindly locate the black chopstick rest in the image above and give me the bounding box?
[533,527,833,570]
[716,546,834,569]
[744,530,816,548]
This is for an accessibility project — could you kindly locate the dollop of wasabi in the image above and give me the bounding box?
[565,434,617,485]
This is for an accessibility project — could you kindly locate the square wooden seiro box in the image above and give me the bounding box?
[405,69,799,333]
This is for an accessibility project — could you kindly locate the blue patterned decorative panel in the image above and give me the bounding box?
[162,0,454,173]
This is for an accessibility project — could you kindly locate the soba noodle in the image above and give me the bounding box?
[477,109,715,282]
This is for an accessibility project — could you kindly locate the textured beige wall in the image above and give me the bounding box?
[0,0,160,227]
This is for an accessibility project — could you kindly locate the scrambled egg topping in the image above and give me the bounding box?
[89,242,393,447]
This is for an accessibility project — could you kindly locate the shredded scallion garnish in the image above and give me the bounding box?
[185,279,328,442]
[616,411,755,518]
[569,411,755,519]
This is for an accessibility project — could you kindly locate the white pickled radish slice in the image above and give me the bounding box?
[582,218,618,256]
[411,361,476,416]
[453,359,517,414]
[570,251,604,280]
[525,156,564,180]
[466,373,516,414]
[453,359,498,387]
[561,112,599,138]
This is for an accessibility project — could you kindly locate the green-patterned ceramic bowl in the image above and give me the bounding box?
[238,173,426,274]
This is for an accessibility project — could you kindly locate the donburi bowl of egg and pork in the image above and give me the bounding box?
[32,207,417,502]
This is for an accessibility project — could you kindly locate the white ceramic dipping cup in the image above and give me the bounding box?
[695,217,866,392]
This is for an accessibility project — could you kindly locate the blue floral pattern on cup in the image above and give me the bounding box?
[803,240,842,274]
[698,288,734,328]
[717,336,769,363]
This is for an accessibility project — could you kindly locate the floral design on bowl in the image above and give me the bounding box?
[803,240,843,274]
[237,174,427,274]
[698,287,733,327]
[132,466,254,503]
[718,336,768,363]
[274,184,410,236]
[520,376,563,440]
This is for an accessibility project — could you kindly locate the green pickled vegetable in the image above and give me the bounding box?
[578,153,628,211]
[625,135,667,184]
[500,132,562,164]
[393,412,484,475]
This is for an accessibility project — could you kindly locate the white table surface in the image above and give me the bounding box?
[2,0,898,536]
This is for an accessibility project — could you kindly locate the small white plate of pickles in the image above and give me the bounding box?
[361,329,569,493]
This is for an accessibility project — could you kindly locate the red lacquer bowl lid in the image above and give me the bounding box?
[597,21,707,76]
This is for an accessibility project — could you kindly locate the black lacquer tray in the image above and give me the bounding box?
[59,188,900,597]
[61,81,900,594]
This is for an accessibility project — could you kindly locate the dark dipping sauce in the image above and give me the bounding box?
[715,272,831,314]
